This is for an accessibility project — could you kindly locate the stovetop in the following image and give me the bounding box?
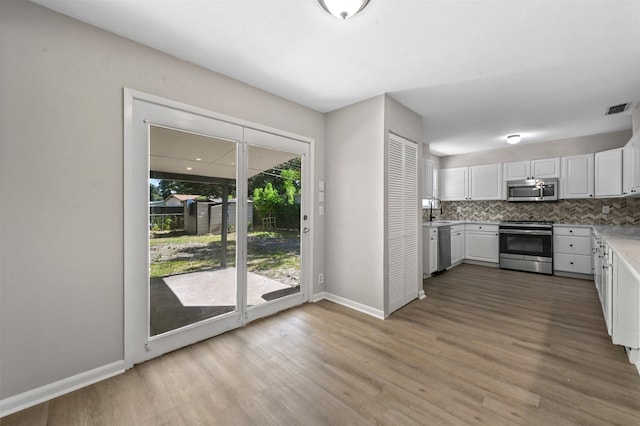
[501,220,554,225]
[500,220,554,227]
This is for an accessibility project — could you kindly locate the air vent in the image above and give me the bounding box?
[606,103,629,115]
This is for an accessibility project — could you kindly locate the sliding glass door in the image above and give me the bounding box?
[126,93,311,365]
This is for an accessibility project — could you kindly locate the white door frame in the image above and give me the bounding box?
[123,89,314,369]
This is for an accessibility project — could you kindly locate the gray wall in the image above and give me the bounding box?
[325,95,386,311]
[0,0,325,399]
[385,95,424,144]
[324,94,423,314]
[438,130,631,169]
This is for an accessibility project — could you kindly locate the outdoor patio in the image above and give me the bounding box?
[150,267,299,335]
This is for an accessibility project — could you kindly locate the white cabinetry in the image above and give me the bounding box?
[503,158,560,181]
[595,148,623,198]
[388,135,419,314]
[561,154,594,199]
[532,158,561,179]
[451,224,465,265]
[422,158,434,199]
[553,226,592,275]
[465,223,499,263]
[422,226,438,275]
[612,252,640,349]
[469,163,502,200]
[439,167,468,201]
[440,163,502,201]
[623,133,640,196]
[593,233,613,335]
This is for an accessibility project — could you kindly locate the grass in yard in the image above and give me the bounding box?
[152,259,220,278]
[149,233,222,246]
[150,230,299,278]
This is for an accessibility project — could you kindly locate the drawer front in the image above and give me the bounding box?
[554,236,592,255]
[554,253,592,274]
[554,226,592,237]
[451,224,465,233]
[466,223,498,232]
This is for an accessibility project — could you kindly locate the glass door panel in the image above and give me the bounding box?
[243,128,310,322]
[246,146,302,308]
[149,125,239,336]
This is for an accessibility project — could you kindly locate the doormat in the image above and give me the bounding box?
[261,285,300,301]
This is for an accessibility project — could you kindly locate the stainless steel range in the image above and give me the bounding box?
[499,221,554,275]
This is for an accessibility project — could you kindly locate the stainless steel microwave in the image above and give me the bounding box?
[506,178,558,202]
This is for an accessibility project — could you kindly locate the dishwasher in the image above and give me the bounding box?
[437,225,452,272]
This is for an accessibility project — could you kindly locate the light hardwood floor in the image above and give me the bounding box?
[3,264,640,425]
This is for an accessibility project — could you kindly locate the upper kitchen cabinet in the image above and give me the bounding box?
[469,163,502,200]
[595,148,623,198]
[623,132,640,196]
[531,158,561,179]
[440,163,502,200]
[422,158,434,199]
[439,167,468,200]
[561,154,594,199]
[503,158,560,181]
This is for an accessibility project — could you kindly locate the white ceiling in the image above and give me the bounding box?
[31,0,640,156]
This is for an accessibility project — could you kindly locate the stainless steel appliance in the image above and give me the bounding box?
[506,178,558,202]
[499,221,554,274]
[437,225,451,272]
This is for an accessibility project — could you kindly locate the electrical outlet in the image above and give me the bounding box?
[318,273,324,284]
[602,205,610,214]
[457,206,462,213]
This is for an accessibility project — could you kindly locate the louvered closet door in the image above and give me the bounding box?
[388,134,419,314]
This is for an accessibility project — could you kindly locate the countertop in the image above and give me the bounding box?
[423,220,499,227]
[593,226,640,278]
[422,221,640,277]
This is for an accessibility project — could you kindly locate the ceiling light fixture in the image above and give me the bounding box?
[507,134,521,145]
[318,0,370,20]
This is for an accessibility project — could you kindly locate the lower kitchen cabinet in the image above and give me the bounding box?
[465,224,499,263]
[422,227,438,275]
[451,225,465,265]
[612,252,640,349]
[554,225,592,275]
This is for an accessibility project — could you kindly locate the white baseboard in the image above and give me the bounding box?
[624,347,640,376]
[321,292,385,319]
[0,360,124,418]
[418,290,426,300]
[310,291,326,303]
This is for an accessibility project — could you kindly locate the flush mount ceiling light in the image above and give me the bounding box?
[507,134,521,145]
[318,0,370,19]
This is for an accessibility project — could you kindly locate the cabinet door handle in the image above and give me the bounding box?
[569,230,573,233]
[570,262,574,265]
[569,244,573,247]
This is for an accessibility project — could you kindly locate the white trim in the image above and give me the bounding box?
[418,289,426,299]
[310,291,326,303]
[123,89,313,144]
[322,292,385,319]
[124,88,316,368]
[0,361,124,418]
[625,347,640,376]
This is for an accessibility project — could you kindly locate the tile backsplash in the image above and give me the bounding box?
[423,198,640,225]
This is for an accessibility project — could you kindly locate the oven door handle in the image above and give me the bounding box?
[499,229,553,235]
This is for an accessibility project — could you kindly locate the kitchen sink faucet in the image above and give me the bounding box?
[429,197,443,222]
